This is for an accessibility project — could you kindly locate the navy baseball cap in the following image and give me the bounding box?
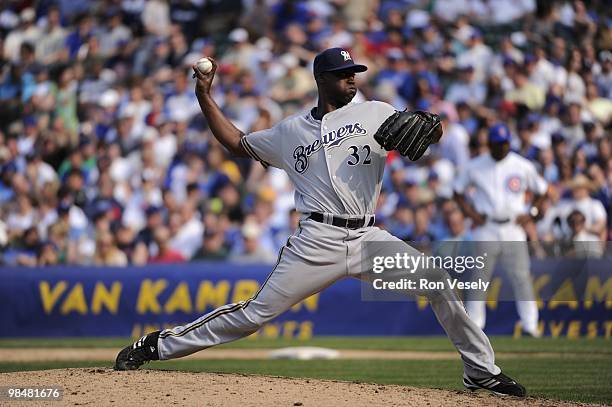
[145,205,161,217]
[488,123,512,143]
[57,201,71,214]
[313,48,367,76]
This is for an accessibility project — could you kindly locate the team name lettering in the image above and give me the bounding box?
[293,122,367,173]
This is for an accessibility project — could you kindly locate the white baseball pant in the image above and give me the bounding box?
[466,222,539,336]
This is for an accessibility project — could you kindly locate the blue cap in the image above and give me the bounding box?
[415,98,432,111]
[313,48,367,76]
[95,200,112,214]
[397,196,412,209]
[145,206,161,216]
[545,94,562,109]
[470,29,483,39]
[457,63,474,72]
[58,201,71,213]
[79,137,92,148]
[488,123,511,143]
[551,131,565,143]
[526,112,541,124]
[502,56,516,66]
[2,161,17,173]
[583,121,596,132]
[23,115,37,127]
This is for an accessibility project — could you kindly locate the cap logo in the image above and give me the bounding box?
[340,50,352,61]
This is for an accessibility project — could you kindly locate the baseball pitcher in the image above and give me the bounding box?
[115,48,526,397]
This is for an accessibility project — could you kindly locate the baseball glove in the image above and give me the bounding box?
[373,110,443,161]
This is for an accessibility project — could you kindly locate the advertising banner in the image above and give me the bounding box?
[0,259,610,338]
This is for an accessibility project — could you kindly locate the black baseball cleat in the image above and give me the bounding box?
[463,372,526,397]
[114,331,161,371]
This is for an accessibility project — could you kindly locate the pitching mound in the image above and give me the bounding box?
[0,368,588,407]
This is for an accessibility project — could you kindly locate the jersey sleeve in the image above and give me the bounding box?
[453,165,471,194]
[371,101,397,124]
[524,161,548,195]
[239,126,282,169]
[591,200,607,224]
[368,101,399,154]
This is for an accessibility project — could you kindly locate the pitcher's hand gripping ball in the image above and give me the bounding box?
[373,110,443,161]
[196,57,213,74]
[192,57,213,78]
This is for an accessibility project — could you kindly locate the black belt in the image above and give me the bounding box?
[490,218,511,224]
[308,212,375,229]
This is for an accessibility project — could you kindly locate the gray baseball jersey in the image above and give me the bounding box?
[240,101,395,215]
[157,100,502,380]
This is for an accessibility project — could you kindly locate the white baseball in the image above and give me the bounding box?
[196,57,213,74]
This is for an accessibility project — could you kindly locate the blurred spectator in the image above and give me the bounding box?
[4,8,40,63]
[4,225,40,266]
[142,0,171,37]
[193,228,229,261]
[221,28,257,71]
[445,65,486,106]
[386,199,413,241]
[565,209,604,257]
[114,223,137,263]
[445,209,470,241]
[133,206,164,265]
[456,30,492,83]
[149,225,185,264]
[543,174,607,242]
[0,215,8,249]
[585,83,612,123]
[436,113,469,168]
[94,231,128,266]
[505,67,546,110]
[169,202,204,260]
[38,240,60,266]
[270,53,316,108]
[35,6,67,65]
[230,221,276,264]
[410,205,435,244]
[536,148,559,184]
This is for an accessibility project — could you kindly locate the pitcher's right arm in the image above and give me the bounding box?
[192,58,249,158]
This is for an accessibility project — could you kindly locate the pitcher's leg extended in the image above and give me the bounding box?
[354,228,500,378]
[353,227,525,396]
[115,241,343,369]
[160,249,342,359]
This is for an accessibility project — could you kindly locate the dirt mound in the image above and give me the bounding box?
[0,368,587,407]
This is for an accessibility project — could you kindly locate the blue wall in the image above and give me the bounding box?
[0,259,610,338]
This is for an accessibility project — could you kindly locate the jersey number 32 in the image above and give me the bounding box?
[347,145,372,166]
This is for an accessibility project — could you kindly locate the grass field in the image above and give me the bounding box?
[0,336,610,405]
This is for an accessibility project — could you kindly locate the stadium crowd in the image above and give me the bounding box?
[0,0,609,266]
